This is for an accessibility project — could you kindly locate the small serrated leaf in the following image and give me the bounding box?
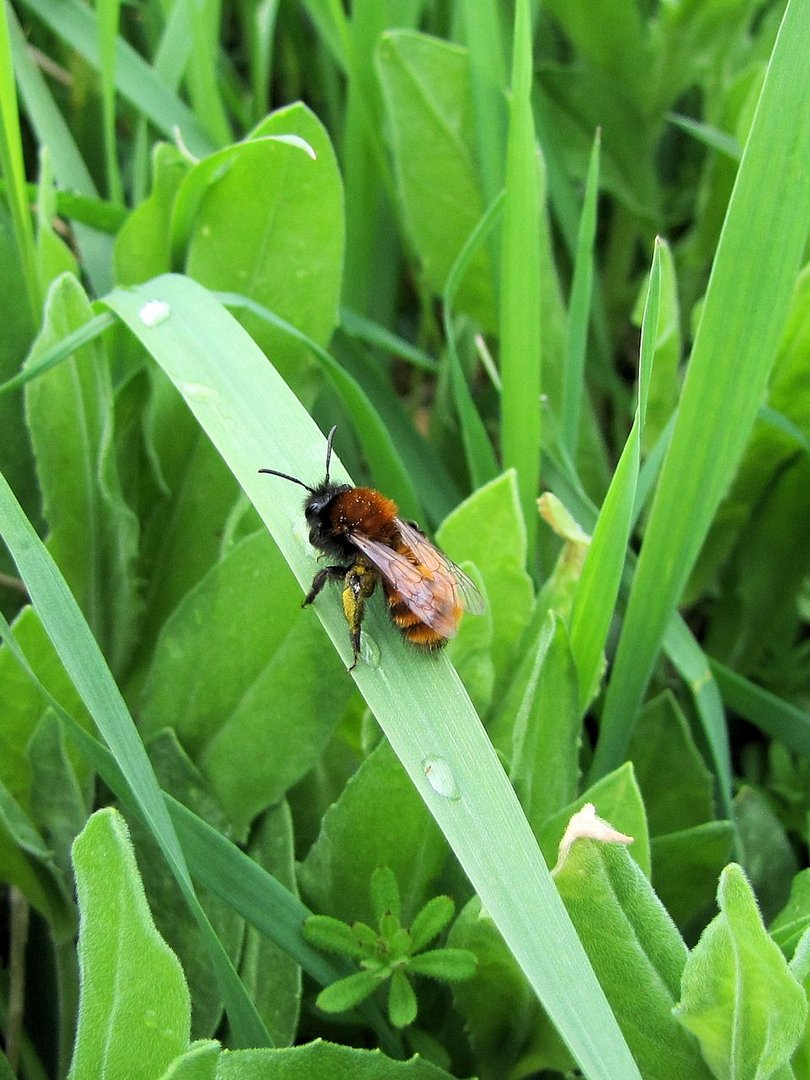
[408,948,477,982]
[410,895,455,953]
[316,970,381,1014]
[303,915,366,960]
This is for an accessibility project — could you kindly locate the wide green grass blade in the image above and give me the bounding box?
[18,0,215,158]
[593,0,810,777]
[499,0,542,563]
[103,272,639,1078]
[0,477,270,1047]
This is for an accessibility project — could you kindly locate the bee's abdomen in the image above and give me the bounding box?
[385,589,447,650]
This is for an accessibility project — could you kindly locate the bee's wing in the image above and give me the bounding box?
[350,520,484,638]
[396,520,486,616]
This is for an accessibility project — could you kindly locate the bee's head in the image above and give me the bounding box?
[260,426,351,554]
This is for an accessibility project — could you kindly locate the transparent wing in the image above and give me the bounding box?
[350,519,484,638]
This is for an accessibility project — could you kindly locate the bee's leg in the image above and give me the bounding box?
[342,563,377,670]
[303,565,345,607]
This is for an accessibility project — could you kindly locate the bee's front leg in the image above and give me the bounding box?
[303,565,345,607]
[342,562,377,670]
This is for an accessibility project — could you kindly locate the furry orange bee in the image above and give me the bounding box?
[260,427,484,669]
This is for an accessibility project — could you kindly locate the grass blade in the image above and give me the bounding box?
[0,2,41,320]
[569,240,660,710]
[593,0,810,777]
[18,0,215,158]
[499,0,542,563]
[0,475,270,1047]
[103,272,639,1077]
[562,129,600,455]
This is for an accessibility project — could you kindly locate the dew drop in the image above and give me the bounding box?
[422,755,460,801]
[361,635,381,669]
[138,299,171,327]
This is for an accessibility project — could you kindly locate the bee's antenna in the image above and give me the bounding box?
[257,467,315,494]
[324,425,338,483]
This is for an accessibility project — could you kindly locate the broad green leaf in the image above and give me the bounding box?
[158,1040,219,1080]
[298,741,446,927]
[0,606,89,809]
[628,692,715,836]
[651,0,761,114]
[448,896,573,1078]
[651,822,735,934]
[130,379,241,673]
[538,763,651,879]
[28,710,89,892]
[0,782,71,931]
[237,802,301,1047]
[734,785,797,924]
[24,273,139,675]
[675,863,808,1079]
[509,611,581,835]
[536,65,659,220]
[68,809,191,1079]
[140,531,351,834]
[114,144,190,286]
[436,471,533,686]
[771,869,810,960]
[555,830,711,1079]
[216,1041,456,1078]
[540,0,648,106]
[375,30,495,328]
[186,103,344,388]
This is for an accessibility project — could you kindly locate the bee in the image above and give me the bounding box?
[260,426,485,670]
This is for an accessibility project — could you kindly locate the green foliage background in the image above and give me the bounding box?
[1,1,810,1078]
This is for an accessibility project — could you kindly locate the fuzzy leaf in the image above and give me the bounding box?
[675,863,807,1078]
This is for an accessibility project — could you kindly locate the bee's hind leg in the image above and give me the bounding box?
[342,562,376,671]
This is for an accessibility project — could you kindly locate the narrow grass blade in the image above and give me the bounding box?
[594,0,810,777]
[7,6,112,295]
[710,660,810,757]
[96,0,124,205]
[0,477,270,1047]
[569,241,660,710]
[442,192,503,487]
[18,0,215,158]
[339,307,436,373]
[102,273,640,1078]
[499,0,542,562]
[0,2,41,321]
[562,130,600,455]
